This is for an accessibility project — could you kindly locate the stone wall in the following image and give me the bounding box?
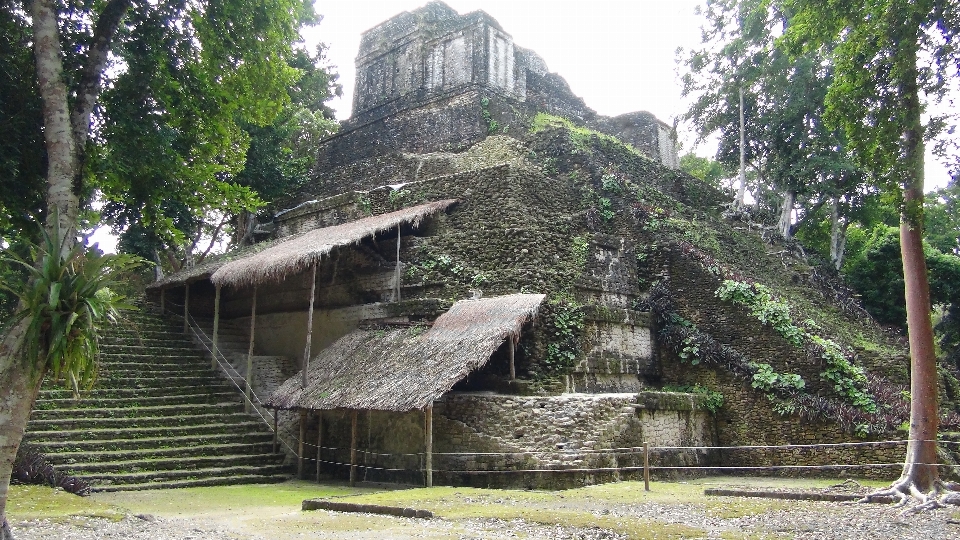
[294,391,716,488]
[655,247,907,478]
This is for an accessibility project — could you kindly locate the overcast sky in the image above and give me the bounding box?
[304,0,954,190]
[88,0,955,251]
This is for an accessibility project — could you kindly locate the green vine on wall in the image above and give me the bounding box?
[544,295,584,373]
[662,384,724,414]
[480,97,500,134]
[715,279,876,413]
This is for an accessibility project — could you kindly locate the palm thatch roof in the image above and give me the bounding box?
[146,237,285,290]
[211,199,457,290]
[266,293,546,412]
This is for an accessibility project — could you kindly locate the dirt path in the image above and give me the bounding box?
[7,478,960,539]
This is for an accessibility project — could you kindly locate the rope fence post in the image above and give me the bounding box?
[643,442,650,491]
[350,410,359,487]
[316,411,324,483]
[425,403,434,488]
[298,410,306,479]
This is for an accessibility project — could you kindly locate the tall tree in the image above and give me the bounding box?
[682,0,866,240]
[1,1,317,536]
[783,0,960,507]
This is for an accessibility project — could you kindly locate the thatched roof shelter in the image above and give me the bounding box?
[266,293,546,412]
[211,199,457,290]
[146,237,285,290]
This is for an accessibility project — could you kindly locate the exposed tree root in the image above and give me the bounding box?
[860,478,960,514]
[830,478,863,490]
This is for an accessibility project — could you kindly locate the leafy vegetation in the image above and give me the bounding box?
[544,296,584,373]
[716,279,875,412]
[0,220,144,395]
[662,384,725,414]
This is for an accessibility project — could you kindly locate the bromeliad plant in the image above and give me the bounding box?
[0,220,144,396]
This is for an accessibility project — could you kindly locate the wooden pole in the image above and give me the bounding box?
[643,442,650,491]
[183,283,190,333]
[508,335,516,381]
[272,409,279,454]
[316,411,323,483]
[302,263,317,388]
[245,287,257,413]
[298,410,306,479]
[212,284,221,371]
[350,410,358,487]
[425,403,433,488]
[394,224,401,301]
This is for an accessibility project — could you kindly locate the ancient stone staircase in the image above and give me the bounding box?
[23,307,290,492]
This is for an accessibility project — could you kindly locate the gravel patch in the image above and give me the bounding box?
[8,491,960,539]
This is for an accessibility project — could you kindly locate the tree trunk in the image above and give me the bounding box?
[778,189,795,239]
[864,34,942,503]
[896,59,940,494]
[829,198,848,270]
[735,85,747,208]
[0,323,46,538]
[6,2,132,535]
[32,0,78,241]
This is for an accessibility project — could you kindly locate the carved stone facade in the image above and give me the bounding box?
[312,1,679,177]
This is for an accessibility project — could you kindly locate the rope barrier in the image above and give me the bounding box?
[156,299,299,457]
[140,300,960,482]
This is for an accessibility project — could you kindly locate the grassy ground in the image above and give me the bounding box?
[6,477,958,540]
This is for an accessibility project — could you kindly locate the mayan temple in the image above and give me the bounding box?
[62,1,936,489]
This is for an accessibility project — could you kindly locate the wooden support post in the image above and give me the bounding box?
[302,263,317,388]
[316,411,323,483]
[183,283,190,333]
[272,409,279,454]
[245,287,258,413]
[160,288,165,313]
[508,335,516,381]
[212,284,221,371]
[298,410,306,479]
[425,403,433,488]
[643,442,650,491]
[393,224,401,302]
[350,410,358,487]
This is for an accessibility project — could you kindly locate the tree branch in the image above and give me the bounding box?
[197,215,229,264]
[789,197,827,236]
[70,0,133,160]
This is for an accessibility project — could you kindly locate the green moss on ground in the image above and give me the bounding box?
[6,485,124,522]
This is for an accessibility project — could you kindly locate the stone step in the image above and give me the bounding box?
[79,464,290,487]
[92,375,228,388]
[30,402,243,421]
[26,302,283,492]
[96,361,216,372]
[31,432,275,453]
[98,352,206,362]
[60,453,285,475]
[90,473,290,493]
[23,420,268,442]
[96,366,216,380]
[38,384,236,400]
[33,392,241,410]
[27,412,258,432]
[45,441,277,465]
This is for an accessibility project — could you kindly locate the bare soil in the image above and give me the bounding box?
[7,477,960,539]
